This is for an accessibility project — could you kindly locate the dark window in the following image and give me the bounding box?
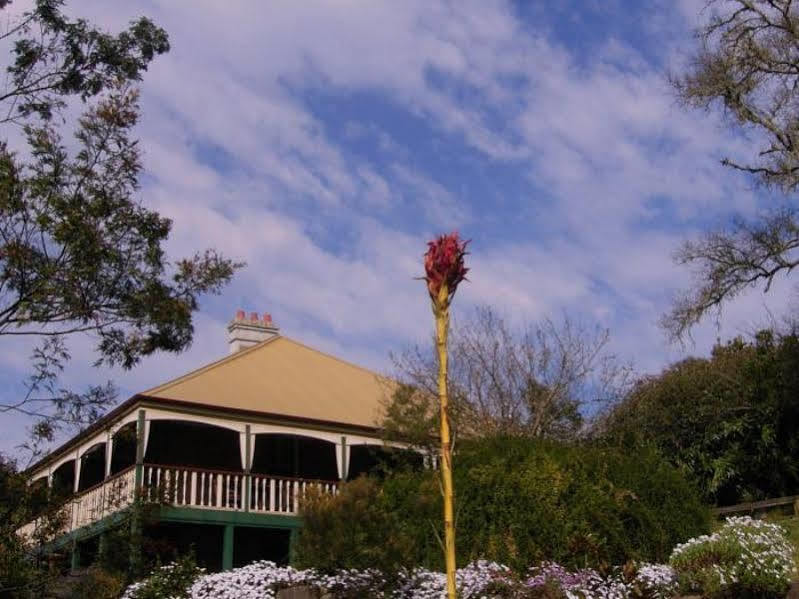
[145,421,241,471]
[251,434,337,480]
[111,423,137,474]
[78,444,105,491]
[144,522,224,572]
[234,527,291,567]
[51,460,75,499]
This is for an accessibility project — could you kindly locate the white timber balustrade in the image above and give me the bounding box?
[17,466,137,542]
[141,464,337,515]
[248,472,338,514]
[72,466,136,529]
[18,464,339,543]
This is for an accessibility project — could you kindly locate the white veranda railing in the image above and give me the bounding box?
[142,464,338,514]
[19,463,338,542]
[17,465,137,541]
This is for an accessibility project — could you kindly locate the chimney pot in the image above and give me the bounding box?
[228,309,280,354]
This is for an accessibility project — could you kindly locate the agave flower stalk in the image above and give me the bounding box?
[423,232,469,599]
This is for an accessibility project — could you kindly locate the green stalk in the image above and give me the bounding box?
[435,283,456,599]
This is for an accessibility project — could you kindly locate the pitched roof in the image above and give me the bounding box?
[142,336,394,429]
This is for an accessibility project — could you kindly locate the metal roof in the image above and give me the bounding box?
[143,335,393,429]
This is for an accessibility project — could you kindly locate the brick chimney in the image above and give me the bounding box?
[227,309,280,354]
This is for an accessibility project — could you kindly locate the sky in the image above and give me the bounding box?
[1,0,797,457]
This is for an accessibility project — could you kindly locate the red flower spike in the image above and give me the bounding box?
[423,232,469,306]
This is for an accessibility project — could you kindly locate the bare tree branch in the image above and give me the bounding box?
[385,306,633,443]
[664,1,799,337]
[662,208,799,340]
[672,1,799,189]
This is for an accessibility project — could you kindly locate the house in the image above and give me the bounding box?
[20,310,415,571]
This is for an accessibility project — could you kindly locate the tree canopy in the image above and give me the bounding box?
[0,0,241,452]
[599,329,799,506]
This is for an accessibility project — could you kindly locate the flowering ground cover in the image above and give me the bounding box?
[123,559,678,598]
[122,517,796,598]
[670,516,796,597]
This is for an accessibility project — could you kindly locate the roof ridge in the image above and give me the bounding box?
[143,334,283,396]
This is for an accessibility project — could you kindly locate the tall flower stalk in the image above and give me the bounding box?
[423,232,469,599]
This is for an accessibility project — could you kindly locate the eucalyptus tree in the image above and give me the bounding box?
[0,0,241,454]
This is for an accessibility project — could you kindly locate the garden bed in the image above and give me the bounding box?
[123,517,797,598]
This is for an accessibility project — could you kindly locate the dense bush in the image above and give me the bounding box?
[601,331,799,506]
[295,436,711,573]
[670,516,796,598]
[294,476,424,575]
[68,566,126,599]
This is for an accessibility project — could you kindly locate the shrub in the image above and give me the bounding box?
[669,516,796,598]
[297,436,711,572]
[121,553,204,599]
[68,566,125,599]
[96,523,138,578]
[453,437,710,570]
[294,476,423,574]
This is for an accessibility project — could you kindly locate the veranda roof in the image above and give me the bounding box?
[141,336,394,429]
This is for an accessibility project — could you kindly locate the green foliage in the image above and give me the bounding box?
[452,438,710,571]
[601,330,799,506]
[96,525,137,578]
[295,476,426,574]
[123,553,203,599]
[296,437,710,574]
[1,462,163,596]
[3,0,170,123]
[0,456,68,598]
[0,537,47,599]
[670,516,795,598]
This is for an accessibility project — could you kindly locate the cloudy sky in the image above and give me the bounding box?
[1,0,795,456]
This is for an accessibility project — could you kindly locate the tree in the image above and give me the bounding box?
[385,305,630,445]
[598,329,799,506]
[665,0,799,339]
[0,1,241,454]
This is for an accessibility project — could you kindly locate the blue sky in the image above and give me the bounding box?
[1,0,796,456]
